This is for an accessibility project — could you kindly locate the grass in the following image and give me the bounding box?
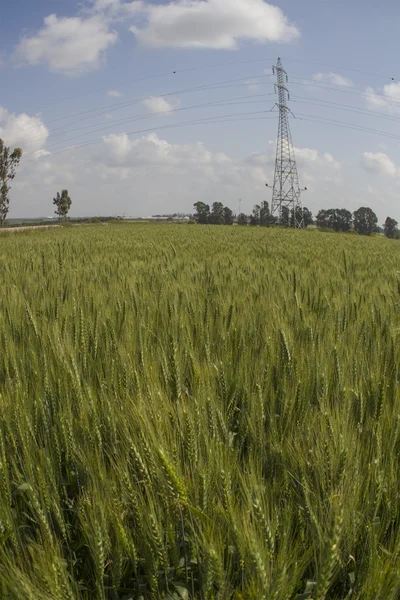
[0,223,399,599]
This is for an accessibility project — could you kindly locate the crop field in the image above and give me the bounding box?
[0,223,399,600]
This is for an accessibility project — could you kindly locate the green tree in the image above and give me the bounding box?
[193,202,210,224]
[316,208,352,232]
[280,206,290,227]
[223,206,234,225]
[0,138,23,226]
[210,202,225,224]
[53,189,72,221]
[384,216,398,239]
[291,206,310,228]
[316,209,329,229]
[302,206,314,227]
[259,201,270,226]
[250,204,260,226]
[353,206,378,236]
[237,213,248,225]
[332,208,352,232]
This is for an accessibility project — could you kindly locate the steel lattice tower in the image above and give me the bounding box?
[271,57,303,227]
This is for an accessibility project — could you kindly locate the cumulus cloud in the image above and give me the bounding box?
[129,0,299,49]
[15,14,118,76]
[142,96,178,115]
[361,152,399,177]
[295,147,340,171]
[108,89,122,97]
[313,72,353,87]
[364,81,400,113]
[8,124,346,221]
[15,1,298,78]
[0,106,49,154]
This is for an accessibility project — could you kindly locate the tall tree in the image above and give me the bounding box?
[316,209,329,229]
[332,208,352,232]
[53,189,72,221]
[0,139,22,226]
[193,202,210,224]
[280,206,290,227]
[223,206,234,225]
[237,213,248,226]
[259,201,270,226]
[353,206,378,236]
[250,204,260,226]
[209,202,225,225]
[384,216,398,239]
[290,206,309,228]
[316,208,352,232]
[302,206,314,227]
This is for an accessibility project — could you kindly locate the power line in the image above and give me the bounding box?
[22,56,397,116]
[290,77,400,105]
[281,58,396,81]
[23,103,400,162]
[291,96,400,124]
[21,92,275,149]
[15,74,274,137]
[23,111,277,162]
[26,58,275,113]
[294,112,400,140]
[11,67,398,142]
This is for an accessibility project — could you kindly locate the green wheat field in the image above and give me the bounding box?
[0,223,399,599]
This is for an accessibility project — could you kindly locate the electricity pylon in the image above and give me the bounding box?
[270,57,304,227]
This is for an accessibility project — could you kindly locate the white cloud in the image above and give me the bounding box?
[142,96,178,115]
[361,152,400,177]
[90,0,144,18]
[294,147,340,171]
[7,127,353,222]
[108,89,122,97]
[0,106,49,154]
[129,0,299,49]
[15,14,118,76]
[364,82,400,113]
[313,72,353,87]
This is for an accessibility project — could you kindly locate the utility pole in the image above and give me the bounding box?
[238,199,242,216]
[270,57,304,228]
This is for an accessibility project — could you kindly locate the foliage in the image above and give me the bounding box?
[302,206,314,227]
[237,212,248,226]
[193,202,210,224]
[0,138,22,226]
[223,206,234,226]
[384,216,398,239]
[0,224,399,599]
[280,206,290,227]
[249,204,260,226]
[53,189,72,220]
[209,202,224,225]
[316,209,352,232]
[259,201,270,227]
[353,206,378,236]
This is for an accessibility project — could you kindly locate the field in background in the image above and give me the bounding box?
[0,223,399,599]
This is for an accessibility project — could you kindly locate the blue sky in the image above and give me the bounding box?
[1,0,400,220]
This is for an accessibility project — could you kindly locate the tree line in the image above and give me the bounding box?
[194,201,399,239]
[0,137,398,236]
